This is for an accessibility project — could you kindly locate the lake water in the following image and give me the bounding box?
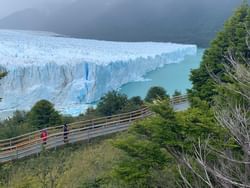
[120,48,204,98]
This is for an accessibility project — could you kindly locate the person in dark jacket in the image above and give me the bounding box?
[63,124,69,143]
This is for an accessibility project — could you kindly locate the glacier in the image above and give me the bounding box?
[0,30,197,119]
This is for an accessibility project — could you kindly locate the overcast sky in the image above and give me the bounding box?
[0,0,76,18]
[0,0,243,19]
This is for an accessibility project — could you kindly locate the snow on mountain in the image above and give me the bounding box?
[0,30,197,118]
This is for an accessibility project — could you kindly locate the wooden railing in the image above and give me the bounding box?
[0,95,188,163]
[170,94,188,105]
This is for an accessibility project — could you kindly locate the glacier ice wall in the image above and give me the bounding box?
[0,30,197,118]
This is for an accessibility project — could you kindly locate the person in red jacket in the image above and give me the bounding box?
[41,129,48,145]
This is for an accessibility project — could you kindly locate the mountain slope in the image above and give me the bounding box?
[0,0,243,46]
[0,9,48,31]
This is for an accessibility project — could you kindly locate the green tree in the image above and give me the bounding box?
[112,98,225,186]
[112,100,177,186]
[121,96,144,113]
[189,2,250,104]
[173,42,250,188]
[0,72,6,78]
[0,111,30,139]
[129,96,143,107]
[27,100,62,130]
[144,86,169,103]
[172,90,182,97]
[96,91,129,116]
[113,136,167,187]
[78,107,99,121]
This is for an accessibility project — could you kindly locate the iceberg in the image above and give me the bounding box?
[0,30,197,118]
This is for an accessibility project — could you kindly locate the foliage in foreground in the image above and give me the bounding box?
[189,1,250,104]
[111,60,250,187]
[111,3,250,186]
[111,98,226,187]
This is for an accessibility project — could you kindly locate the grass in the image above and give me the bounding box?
[0,134,123,188]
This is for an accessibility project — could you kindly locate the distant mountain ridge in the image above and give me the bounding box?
[0,9,48,31]
[0,0,243,47]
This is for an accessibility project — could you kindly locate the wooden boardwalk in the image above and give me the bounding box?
[0,95,189,163]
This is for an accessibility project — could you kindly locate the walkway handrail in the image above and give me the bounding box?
[170,94,188,104]
[0,108,152,159]
[0,107,150,148]
[0,95,188,161]
[0,107,148,144]
[0,95,188,144]
[0,109,152,152]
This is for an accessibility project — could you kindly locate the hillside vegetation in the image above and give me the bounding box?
[0,137,121,188]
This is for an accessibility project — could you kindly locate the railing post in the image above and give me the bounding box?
[87,128,90,143]
[141,109,144,118]
[105,117,108,127]
[16,147,18,160]
[54,133,57,151]
[36,139,39,157]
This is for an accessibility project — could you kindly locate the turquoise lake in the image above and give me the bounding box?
[120,48,204,98]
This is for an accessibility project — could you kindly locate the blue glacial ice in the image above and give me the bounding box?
[0,30,197,118]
